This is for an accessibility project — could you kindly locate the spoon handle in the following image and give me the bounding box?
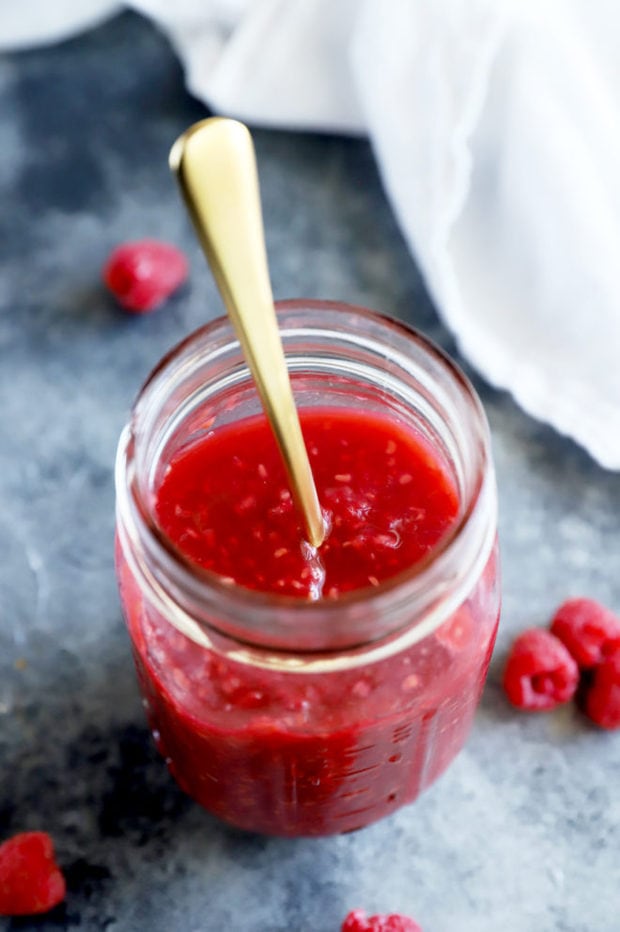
[170,118,326,548]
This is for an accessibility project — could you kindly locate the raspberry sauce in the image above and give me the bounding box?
[155,408,459,599]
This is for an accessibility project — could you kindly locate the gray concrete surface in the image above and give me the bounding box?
[1,11,619,932]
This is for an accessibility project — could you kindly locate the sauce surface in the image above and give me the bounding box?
[155,408,459,598]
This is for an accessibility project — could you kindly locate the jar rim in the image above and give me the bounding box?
[118,300,496,653]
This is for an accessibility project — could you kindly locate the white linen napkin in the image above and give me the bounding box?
[3,0,620,468]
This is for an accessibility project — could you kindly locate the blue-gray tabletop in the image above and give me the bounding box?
[1,11,619,932]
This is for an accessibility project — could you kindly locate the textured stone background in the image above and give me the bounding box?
[1,11,619,932]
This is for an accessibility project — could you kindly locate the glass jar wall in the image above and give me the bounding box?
[115,301,500,836]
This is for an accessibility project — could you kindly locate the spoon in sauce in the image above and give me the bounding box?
[169,118,326,549]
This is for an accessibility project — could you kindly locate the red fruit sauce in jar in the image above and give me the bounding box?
[115,301,500,836]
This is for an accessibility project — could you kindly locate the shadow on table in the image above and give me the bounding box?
[0,630,270,930]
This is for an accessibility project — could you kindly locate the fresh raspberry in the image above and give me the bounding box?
[342,908,422,931]
[583,649,620,729]
[103,239,188,312]
[550,598,620,669]
[503,628,579,711]
[0,832,66,916]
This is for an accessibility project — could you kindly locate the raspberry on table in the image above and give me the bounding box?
[103,239,188,313]
[0,832,66,916]
[550,598,620,669]
[342,908,422,931]
[503,628,579,711]
[583,649,620,729]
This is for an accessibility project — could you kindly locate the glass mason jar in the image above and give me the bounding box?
[114,300,500,837]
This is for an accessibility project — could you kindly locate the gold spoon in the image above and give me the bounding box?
[169,117,326,549]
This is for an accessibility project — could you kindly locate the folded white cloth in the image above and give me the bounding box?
[0,1,120,48]
[3,0,620,468]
